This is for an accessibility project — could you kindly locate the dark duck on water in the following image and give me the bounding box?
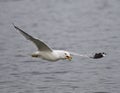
[91,52,106,59]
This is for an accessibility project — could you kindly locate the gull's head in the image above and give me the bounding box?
[64,52,72,61]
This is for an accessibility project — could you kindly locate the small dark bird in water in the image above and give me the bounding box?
[92,52,106,59]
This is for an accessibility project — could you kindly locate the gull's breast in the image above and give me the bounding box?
[39,51,60,61]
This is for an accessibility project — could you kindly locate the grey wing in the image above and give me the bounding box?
[13,24,53,52]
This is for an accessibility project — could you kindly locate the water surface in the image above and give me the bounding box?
[0,0,120,93]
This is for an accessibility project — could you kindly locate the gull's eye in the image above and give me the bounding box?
[65,53,68,56]
[65,53,69,57]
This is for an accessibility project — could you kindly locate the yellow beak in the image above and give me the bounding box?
[66,56,72,61]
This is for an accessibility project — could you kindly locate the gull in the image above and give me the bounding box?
[13,24,106,61]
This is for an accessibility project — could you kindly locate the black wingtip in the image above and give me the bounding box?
[12,23,25,33]
[12,23,17,29]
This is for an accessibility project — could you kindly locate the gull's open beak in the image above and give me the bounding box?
[66,56,72,61]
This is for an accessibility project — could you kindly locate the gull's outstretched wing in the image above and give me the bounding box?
[13,24,53,52]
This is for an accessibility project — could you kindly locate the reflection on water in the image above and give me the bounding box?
[0,0,120,93]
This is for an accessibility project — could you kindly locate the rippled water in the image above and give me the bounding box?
[0,0,120,93]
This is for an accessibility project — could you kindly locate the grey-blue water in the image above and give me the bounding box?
[0,0,120,93]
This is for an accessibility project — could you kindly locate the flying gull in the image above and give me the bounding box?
[13,24,106,61]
